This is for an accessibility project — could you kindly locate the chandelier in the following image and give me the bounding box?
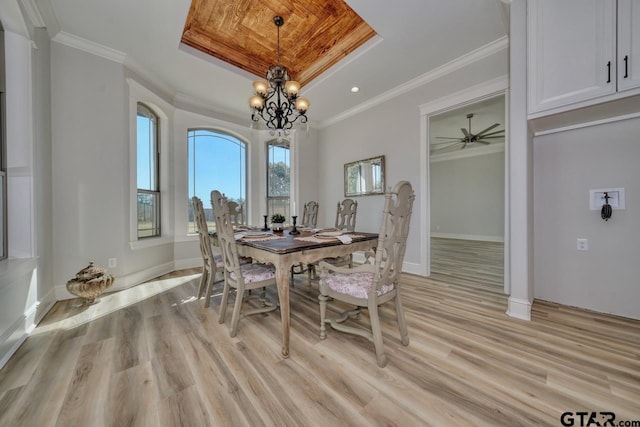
[249,16,310,135]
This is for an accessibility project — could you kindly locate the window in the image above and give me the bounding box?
[136,103,160,238]
[267,139,290,218]
[0,23,6,259]
[187,129,246,233]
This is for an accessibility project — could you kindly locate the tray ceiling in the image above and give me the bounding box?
[180,0,377,87]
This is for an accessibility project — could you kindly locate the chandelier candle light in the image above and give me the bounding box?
[250,16,310,135]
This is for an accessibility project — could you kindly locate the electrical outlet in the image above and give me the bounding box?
[108,258,117,268]
[576,238,589,251]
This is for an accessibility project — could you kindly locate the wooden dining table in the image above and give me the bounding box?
[224,228,378,358]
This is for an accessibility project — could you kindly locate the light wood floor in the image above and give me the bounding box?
[431,237,504,288]
[1,258,639,426]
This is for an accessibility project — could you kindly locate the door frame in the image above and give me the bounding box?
[419,76,510,294]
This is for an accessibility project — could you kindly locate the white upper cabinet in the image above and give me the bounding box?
[618,0,640,91]
[528,0,617,115]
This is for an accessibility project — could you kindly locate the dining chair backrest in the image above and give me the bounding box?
[211,191,243,282]
[335,198,358,231]
[302,201,319,228]
[227,200,244,226]
[373,181,415,290]
[192,196,214,264]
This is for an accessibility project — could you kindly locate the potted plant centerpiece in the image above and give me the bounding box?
[271,213,286,232]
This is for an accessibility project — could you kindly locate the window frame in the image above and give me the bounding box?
[187,128,247,233]
[266,138,291,219]
[136,102,161,239]
[0,22,7,260]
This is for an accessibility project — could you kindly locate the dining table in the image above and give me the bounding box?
[216,227,379,358]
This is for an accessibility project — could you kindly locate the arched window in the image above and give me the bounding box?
[136,103,160,238]
[187,129,247,232]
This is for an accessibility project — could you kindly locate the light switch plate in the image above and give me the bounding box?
[589,188,625,210]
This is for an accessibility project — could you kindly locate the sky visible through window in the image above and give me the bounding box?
[188,130,246,205]
[137,115,153,190]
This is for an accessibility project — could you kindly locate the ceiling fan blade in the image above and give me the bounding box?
[431,140,463,145]
[474,123,500,136]
[476,140,491,144]
[477,129,505,137]
[461,128,471,138]
[476,135,504,139]
[431,141,463,152]
[434,136,464,140]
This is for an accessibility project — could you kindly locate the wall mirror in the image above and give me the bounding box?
[344,155,385,197]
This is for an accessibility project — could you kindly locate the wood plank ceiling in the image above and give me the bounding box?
[181,0,377,87]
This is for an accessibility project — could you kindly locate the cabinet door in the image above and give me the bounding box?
[618,0,640,91]
[528,0,617,114]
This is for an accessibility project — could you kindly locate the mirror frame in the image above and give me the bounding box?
[344,155,385,197]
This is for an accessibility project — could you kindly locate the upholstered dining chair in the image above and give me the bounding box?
[305,198,359,285]
[211,190,279,337]
[301,201,319,228]
[335,198,357,231]
[318,181,415,367]
[227,200,244,226]
[290,201,320,285]
[192,196,225,308]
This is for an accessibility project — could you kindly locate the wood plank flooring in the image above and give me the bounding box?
[431,237,504,288]
[1,255,639,426]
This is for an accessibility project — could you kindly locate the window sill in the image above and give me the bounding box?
[129,236,174,250]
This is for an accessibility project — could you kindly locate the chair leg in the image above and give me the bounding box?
[229,286,245,337]
[218,280,230,324]
[368,303,387,367]
[307,264,316,287]
[318,293,328,339]
[203,268,216,308]
[395,294,409,346]
[197,266,208,299]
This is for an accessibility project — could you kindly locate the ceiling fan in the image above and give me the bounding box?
[431,113,505,153]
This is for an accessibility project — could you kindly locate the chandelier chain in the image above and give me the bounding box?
[249,15,309,134]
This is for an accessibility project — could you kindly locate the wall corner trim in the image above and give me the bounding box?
[52,31,126,63]
[506,296,532,321]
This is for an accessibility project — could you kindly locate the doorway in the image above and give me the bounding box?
[419,78,509,293]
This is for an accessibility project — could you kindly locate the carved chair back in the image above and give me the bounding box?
[227,200,244,226]
[192,196,214,264]
[372,181,415,293]
[211,191,242,285]
[335,198,358,231]
[302,201,319,228]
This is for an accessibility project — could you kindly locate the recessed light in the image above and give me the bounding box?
[350,86,360,93]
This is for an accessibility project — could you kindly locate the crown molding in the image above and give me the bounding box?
[319,35,509,129]
[52,31,126,63]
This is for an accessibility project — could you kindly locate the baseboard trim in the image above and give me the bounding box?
[431,232,504,243]
[506,296,532,321]
[352,253,422,276]
[0,290,56,370]
[55,258,203,300]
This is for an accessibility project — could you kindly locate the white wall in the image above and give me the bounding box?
[319,48,509,274]
[51,41,137,298]
[0,18,55,367]
[49,40,322,298]
[431,151,505,241]
[533,117,640,320]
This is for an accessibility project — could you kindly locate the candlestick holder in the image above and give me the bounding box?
[262,215,270,231]
[289,215,300,235]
